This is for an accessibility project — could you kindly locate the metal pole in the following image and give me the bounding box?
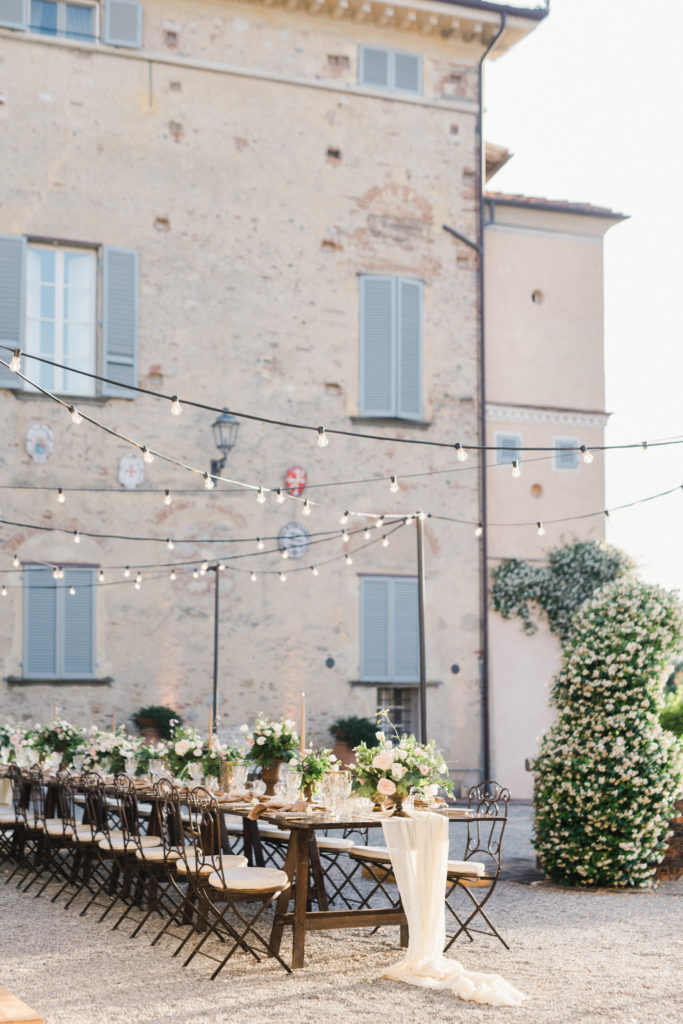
[212,566,219,726]
[416,516,428,744]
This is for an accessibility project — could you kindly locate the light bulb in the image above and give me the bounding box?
[340,510,349,525]
[474,523,483,538]
[123,566,131,578]
[203,472,215,490]
[580,445,593,464]
[282,549,289,559]
[302,499,311,516]
[341,529,349,543]
[375,515,384,530]
[170,395,182,416]
[1,585,7,597]
[166,538,175,551]
[279,571,287,582]
[345,553,353,566]
[417,510,427,521]
[404,516,413,526]
[52,567,59,580]
[256,537,264,551]
[256,487,266,504]
[69,405,82,425]
[163,489,173,506]
[316,426,328,448]
[275,488,285,504]
[537,522,546,537]
[389,475,399,493]
[69,586,76,596]
[98,569,105,583]
[73,530,80,544]
[141,446,154,464]
[57,567,64,579]
[641,441,648,452]
[218,564,225,572]
[604,509,611,519]
[311,566,319,576]
[135,572,142,589]
[192,569,199,579]
[363,528,371,540]
[455,442,468,462]
[12,554,19,568]
[200,561,209,574]
[170,569,177,581]
[250,571,257,582]
[382,535,389,548]
[56,488,66,504]
[511,460,521,478]
[9,349,21,372]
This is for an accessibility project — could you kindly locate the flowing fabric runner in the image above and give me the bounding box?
[381,811,527,1006]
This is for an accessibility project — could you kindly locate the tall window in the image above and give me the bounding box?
[377,687,418,736]
[26,245,97,396]
[494,432,522,465]
[360,575,419,682]
[554,437,580,470]
[24,566,96,679]
[29,1,97,41]
[359,275,423,421]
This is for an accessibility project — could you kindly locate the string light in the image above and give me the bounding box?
[9,349,20,372]
[511,460,521,478]
[604,509,611,519]
[56,488,66,504]
[340,511,349,525]
[73,531,80,544]
[341,529,350,543]
[123,566,131,578]
[382,535,389,548]
[302,499,311,515]
[363,528,371,539]
[404,515,414,526]
[375,515,385,530]
[163,489,173,506]
[417,510,427,521]
[256,538,264,551]
[192,569,199,579]
[537,521,546,537]
[345,552,353,566]
[68,586,76,596]
[200,561,209,574]
[311,566,319,576]
[389,475,399,493]
[279,571,287,582]
[141,446,154,464]
[170,395,182,416]
[170,568,177,581]
[52,566,59,580]
[580,445,594,464]
[316,426,329,448]
[0,585,7,597]
[68,405,82,425]
[275,488,286,504]
[282,549,289,559]
[12,554,19,568]
[203,473,215,490]
[256,487,266,504]
[166,538,175,551]
[641,441,648,452]
[455,442,468,462]
[134,572,142,590]
[98,569,105,583]
[250,571,257,582]
[474,523,484,538]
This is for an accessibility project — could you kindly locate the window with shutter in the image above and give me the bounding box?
[103,0,141,48]
[0,234,26,389]
[23,565,95,678]
[495,432,522,465]
[358,45,422,96]
[360,575,419,683]
[101,246,138,397]
[393,52,422,94]
[359,275,423,420]
[0,0,28,29]
[553,437,580,470]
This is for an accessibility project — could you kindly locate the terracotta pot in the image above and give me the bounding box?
[260,759,283,796]
[332,740,356,765]
[136,718,161,745]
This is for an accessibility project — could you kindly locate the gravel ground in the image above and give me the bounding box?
[1,807,680,1024]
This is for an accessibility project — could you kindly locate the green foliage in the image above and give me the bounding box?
[329,715,378,747]
[491,540,633,639]
[660,694,683,738]
[289,748,335,788]
[132,705,182,740]
[534,577,683,888]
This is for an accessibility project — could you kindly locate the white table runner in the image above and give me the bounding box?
[381,811,526,1006]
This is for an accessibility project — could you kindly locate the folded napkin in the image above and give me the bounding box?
[247,799,326,820]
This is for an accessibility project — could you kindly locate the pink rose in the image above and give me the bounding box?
[372,751,394,771]
[419,764,429,776]
[377,777,396,796]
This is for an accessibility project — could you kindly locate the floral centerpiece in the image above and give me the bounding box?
[204,740,243,783]
[351,716,452,814]
[241,715,299,794]
[26,719,86,768]
[166,721,206,780]
[288,748,336,801]
[75,726,143,774]
[0,723,24,762]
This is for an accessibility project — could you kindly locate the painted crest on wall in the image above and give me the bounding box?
[118,453,145,490]
[285,465,308,496]
[278,522,311,559]
[25,424,54,464]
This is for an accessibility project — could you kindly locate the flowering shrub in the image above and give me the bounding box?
[351,716,452,803]
[534,577,683,888]
[288,748,336,789]
[26,719,86,766]
[491,540,633,639]
[241,716,299,769]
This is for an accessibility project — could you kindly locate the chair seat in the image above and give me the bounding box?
[259,828,290,843]
[175,853,248,876]
[349,845,390,862]
[207,866,290,894]
[98,834,161,852]
[447,859,486,878]
[134,846,183,863]
[317,836,354,852]
[0,813,21,825]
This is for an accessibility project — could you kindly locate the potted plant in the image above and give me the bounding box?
[132,705,182,744]
[241,715,299,795]
[329,715,378,764]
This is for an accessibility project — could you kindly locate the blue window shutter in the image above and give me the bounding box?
[358,46,389,89]
[360,578,390,681]
[24,568,57,676]
[392,578,419,681]
[0,234,26,389]
[101,246,138,397]
[495,433,522,465]
[393,52,422,95]
[0,0,27,29]
[63,569,94,675]
[397,278,422,420]
[103,0,142,48]
[360,276,395,417]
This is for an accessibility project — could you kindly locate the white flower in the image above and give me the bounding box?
[174,739,191,756]
[391,763,406,780]
[239,724,249,734]
[375,731,385,742]
[256,736,266,746]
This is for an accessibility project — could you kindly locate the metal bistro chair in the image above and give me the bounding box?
[444,780,511,951]
[0,764,30,881]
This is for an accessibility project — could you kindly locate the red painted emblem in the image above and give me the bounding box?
[285,466,308,497]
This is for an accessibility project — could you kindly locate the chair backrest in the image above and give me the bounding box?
[175,786,220,884]
[55,768,77,837]
[80,770,107,841]
[464,780,511,873]
[111,773,140,844]
[27,765,47,830]
[151,777,183,856]
[8,763,28,822]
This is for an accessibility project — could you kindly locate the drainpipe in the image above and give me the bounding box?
[477,13,506,782]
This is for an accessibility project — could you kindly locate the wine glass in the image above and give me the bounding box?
[124,757,137,778]
[188,762,203,787]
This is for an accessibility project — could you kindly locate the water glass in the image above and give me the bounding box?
[230,764,248,795]
[188,762,203,785]
[124,757,137,778]
[149,758,165,781]
[72,754,84,772]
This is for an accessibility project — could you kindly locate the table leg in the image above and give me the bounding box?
[270,832,298,956]
[308,834,329,912]
[242,818,265,866]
